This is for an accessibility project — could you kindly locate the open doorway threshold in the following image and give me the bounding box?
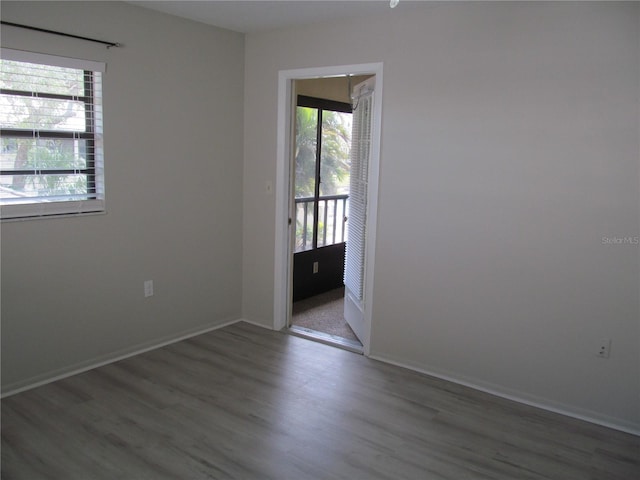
[289,287,363,354]
[288,325,363,354]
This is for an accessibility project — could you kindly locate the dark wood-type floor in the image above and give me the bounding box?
[1,322,638,479]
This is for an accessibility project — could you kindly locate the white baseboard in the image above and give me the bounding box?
[1,317,243,398]
[238,317,275,330]
[368,353,640,437]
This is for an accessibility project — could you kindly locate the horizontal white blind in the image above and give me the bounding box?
[344,86,373,302]
[0,49,105,220]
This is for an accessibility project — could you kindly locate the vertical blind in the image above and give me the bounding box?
[344,81,374,302]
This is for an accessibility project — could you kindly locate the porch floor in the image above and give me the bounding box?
[291,287,360,345]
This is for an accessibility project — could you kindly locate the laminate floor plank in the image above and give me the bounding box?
[2,322,638,479]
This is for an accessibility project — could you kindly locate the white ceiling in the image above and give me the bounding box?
[127,1,398,34]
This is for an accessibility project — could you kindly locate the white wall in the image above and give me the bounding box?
[243,2,640,432]
[1,1,245,391]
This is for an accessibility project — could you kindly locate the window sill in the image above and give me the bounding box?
[1,199,106,222]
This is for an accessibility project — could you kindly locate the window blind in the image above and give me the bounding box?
[0,48,105,220]
[344,83,374,302]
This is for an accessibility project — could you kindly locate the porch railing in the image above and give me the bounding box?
[295,194,348,252]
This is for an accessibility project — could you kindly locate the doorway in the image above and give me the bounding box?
[289,85,358,349]
[274,63,383,356]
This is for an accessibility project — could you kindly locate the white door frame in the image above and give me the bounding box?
[273,62,383,356]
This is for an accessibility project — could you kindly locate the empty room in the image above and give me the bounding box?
[1,1,638,478]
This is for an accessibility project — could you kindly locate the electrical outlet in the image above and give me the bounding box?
[144,280,154,297]
[313,261,319,274]
[596,338,611,358]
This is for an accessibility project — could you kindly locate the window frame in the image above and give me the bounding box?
[0,48,105,221]
[295,95,352,252]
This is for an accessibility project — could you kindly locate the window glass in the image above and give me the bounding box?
[294,98,352,252]
[320,110,351,197]
[295,106,317,199]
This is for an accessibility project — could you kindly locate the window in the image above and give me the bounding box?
[0,48,105,220]
[294,95,352,252]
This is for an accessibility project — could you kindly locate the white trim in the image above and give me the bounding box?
[1,47,106,72]
[1,209,107,223]
[369,353,640,437]
[1,198,105,221]
[274,70,293,333]
[1,318,243,398]
[274,63,383,357]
